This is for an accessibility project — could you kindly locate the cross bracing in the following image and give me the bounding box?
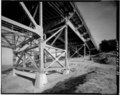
[1,1,98,88]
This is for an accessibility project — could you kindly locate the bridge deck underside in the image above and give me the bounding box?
[2,1,97,75]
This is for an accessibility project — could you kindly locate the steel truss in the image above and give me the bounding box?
[1,2,93,88]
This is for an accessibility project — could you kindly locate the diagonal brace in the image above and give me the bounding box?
[71,45,84,57]
[46,51,65,69]
[44,48,64,68]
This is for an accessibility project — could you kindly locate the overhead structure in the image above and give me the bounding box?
[1,1,98,88]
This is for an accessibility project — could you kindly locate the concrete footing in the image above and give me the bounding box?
[63,69,70,75]
[35,72,48,88]
[12,69,16,76]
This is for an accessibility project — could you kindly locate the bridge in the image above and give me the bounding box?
[1,1,98,89]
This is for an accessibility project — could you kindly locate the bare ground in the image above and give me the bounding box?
[1,52,117,94]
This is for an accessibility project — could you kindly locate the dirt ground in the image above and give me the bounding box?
[1,52,117,94]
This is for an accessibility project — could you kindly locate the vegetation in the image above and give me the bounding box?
[99,39,117,52]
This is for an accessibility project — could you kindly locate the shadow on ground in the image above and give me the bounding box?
[42,71,94,93]
[2,68,12,74]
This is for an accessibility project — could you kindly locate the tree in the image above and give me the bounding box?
[99,39,117,52]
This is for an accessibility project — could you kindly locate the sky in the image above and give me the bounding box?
[76,1,116,49]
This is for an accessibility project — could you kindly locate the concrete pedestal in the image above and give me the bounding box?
[35,72,48,88]
[63,69,70,75]
[12,69,16,77]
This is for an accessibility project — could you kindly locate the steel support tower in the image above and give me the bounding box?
[1,1,98,88]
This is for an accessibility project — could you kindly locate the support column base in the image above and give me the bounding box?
[12,69,16,77]
[35,72,48,88]
[63,69,70,75]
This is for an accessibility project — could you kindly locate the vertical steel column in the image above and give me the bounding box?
[39,39,44,73]
[12,35,16,66]
[13,51,16,67]
[84,43,86,60]
[23,54,26,68]
[39,2,43,27]
[55,49,57,58]
[89,50,92,60]
[35,2,47,89]
[44,50,46,63]
[12,30,16,76]
[65,24,69,69]
[39,2,44,73]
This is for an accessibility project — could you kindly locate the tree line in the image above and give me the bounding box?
[99,39,117,52]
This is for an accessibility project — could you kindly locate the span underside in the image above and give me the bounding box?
[1,1,98,88]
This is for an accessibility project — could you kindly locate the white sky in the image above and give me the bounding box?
[76,2,116,48]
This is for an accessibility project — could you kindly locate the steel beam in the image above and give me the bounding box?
[20,2,37,27]
[15,37,34,49]
[16,52,24,66]
[15,69,36,79]
[2,34,12,47]
[71,44,84,57]
[45,44,65,51]
[45,25,66,43]
[23,54,26,68]
[2,26,28,37]
[46,26,63,34]
[2,16,39,36]
[12,34,16,68]
[65,24,69,69]
[44,49,64,68]
[48,2,64,19]
[46,51,65,69]
[29,4,39,27]
[67,20,85,42]
[51,30,62,46]
[72,2,98,50]
[39,2,43,27]
[84,43,86,58]
[38,2,44,73]
[26,53,39,70]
